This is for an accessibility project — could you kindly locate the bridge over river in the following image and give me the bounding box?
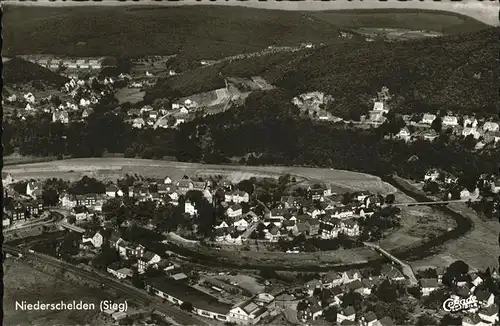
[363,242,418,286]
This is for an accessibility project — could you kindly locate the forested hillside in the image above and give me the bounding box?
[3,57,68,87]
[148,27,499,116]
[175,89,500,181]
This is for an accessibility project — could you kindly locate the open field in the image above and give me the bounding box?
[177,87,231,108]
[410,203,500,272]
[4,158,397,194]
[379,191,456,250]
[115,87,145,105]
[4,259,119,326]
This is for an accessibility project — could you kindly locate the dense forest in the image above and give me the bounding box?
[174,90,500,181]
[147,27,499,116]
[3,57,68,87]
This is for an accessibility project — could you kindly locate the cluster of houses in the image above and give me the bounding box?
[217,187,386,245]
[424,168,500,200]
[75,223,278,324]
[394,113,500,147]
[296,266,404,324]
[3,179,45,228]
[129,99,198,130]
[295,265,499,326]
[5,73,114,123]
[291,87,500,148]
[19,55,114,71]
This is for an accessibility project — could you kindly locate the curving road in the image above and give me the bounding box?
[3,245,206,326]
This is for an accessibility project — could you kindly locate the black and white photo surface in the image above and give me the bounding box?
[2,1,500,325]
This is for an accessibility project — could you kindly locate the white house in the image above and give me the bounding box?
[24,92,36,104]
[421,113,437,125]
[424,169,440,182]
[462,116,478,128]
[442,116,459,127]
[107,266,133,280]
[225,191,250,204]
[106,185,119,198]
[337,306,356,324]
[372,101,389,114]
[233,217,250,231]
[2,172,13,187]
[164,176,172,184]
[138,251,161,274]
[462,127,481,140]
[184,201,197,216]
[26,181,40,198]
[52,111,69,124]
[340,219,360,237]
[132,118,145,129]
[482,121,499,132]
[490,179,500,193]
[460,188,479,200]
[227,204,243,218]
[396,127,411,142]
[25,103,35,111]
[82,231,104,248]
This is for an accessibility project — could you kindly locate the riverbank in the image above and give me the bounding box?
[163,174,476,272]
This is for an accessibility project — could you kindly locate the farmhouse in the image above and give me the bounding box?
[146,278,231,321]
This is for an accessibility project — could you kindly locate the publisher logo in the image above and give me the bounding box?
[443,295,479,312]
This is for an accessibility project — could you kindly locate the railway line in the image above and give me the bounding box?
[3,244,206,326]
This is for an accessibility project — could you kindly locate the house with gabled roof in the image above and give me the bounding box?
[360,312,378,326]
[478,306,499,324]
[228,298,268,324]
[475,289,495,308]
[2,172,14,187]
[461,315,484,326]
[227,204,243,218]
[337,306,356,324]
[138,251,161,274]
[442,115,459,127]
[420,278,439,296]
[396,127,411,142]
[482,121,499,132]
[381,265,405,282]
[421,113,436,125]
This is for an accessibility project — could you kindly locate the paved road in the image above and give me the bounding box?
[3,245,207,326]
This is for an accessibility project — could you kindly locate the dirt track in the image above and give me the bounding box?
[4,158,397,194]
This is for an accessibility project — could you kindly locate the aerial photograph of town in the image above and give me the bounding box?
[1,1,499,326]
